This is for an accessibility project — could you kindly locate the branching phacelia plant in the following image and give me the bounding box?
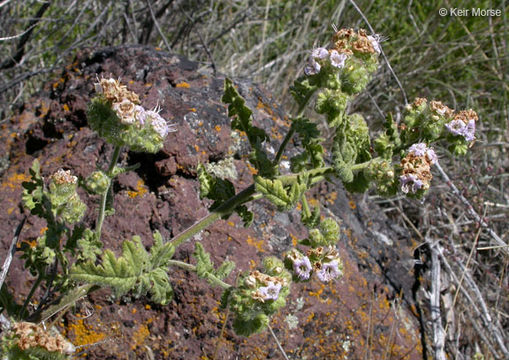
[0,28,477,359]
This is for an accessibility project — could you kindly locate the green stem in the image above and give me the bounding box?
[273,93,313,166]
[169,167,336,249]
[301,194,312,219]
[167,260,231,290]
[169,184,256,248]
[27,284,96,323]
[274,126,295,165]
[351,159,373,171]
[20,274,43,319]
[95,145,122,238]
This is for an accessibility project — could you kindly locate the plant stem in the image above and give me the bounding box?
[27,284,96,323]
[19,274,43,319]
[301,194,312,218]
[274,126,295,165]
[95,145,122,239]
[169,184,256,248]
[167,260,231,289]
[273,93,313,166]
[351,159,373,171]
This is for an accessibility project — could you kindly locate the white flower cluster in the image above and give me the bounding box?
[96,78,176,139]
[304,47,348,76]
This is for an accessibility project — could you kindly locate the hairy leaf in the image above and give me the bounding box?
[71,234,174,305]
[222,79,276,177]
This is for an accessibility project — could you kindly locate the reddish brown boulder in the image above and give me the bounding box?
[0,46,423,359]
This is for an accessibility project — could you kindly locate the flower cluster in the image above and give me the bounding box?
[8,321,74,354]
[302,28,380,96]
[285,245,343,283]
[402,97,478,155]
[227,258,291,336]
[399,143,437,195]
[49,169,86,224]
[445,109,477,142]
[331,28,381,55]
[87,78,176,153]
[246,270,286,302]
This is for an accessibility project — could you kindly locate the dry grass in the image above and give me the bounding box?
[1,1,507,358]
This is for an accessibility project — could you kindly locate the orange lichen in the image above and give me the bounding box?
[325,191,338,204]
[176,82,190,88]
[1,172,31,190]
[189,107,197,112]
[214,125,222,132]
[130,323,150,350]
[145,304,151,310]
[63,104,70,112]
[290,233,298,247]
[256,100,273,116]
[127,179,148,198]
[67,318,106,346]
[246,162,258,175]
[348,199,356,209]
[246,235,265,252]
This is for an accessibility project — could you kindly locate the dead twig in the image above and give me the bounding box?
[0,216,26,291]
[435,161,509,257]
[0,1,50,70]
[268,324,290,360]
[428,240,446,360]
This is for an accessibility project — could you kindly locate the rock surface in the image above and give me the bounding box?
[0,45,424,359]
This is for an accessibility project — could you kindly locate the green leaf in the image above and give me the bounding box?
[254,175,307,211]
[254,177,291,211]
[71,234,174,305]
[235,205,254,227]
[233,313,269,337]
[149,230,175,268]
[0,283,23,317]
[193,243,235,286]
[222,78,276,177]
[290,77,317,108]
[215,261,235,280]
[301,205,320,228]
[193,242,214,278]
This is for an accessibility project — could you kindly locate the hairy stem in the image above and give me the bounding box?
[95,145,122,239]
[19,274,43,319]
[273,93,313,165]
[169,184,256,248]
[301,194,312,219]
[167,260,231,289]
[28,284,96,323]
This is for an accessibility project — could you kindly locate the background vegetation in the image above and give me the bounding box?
[1,0,507,359]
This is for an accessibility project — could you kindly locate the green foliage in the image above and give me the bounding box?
[226,260,291,337]
[71,232,175,305]
[254,175,307,211]
[197,164,253,226]
[300,218,340,247]
[87,97,165,154]
[2,346,69,360]
[290,117,325,172]
[222,79,277,177]
[290,77,317,108]
[193,243,235,285]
